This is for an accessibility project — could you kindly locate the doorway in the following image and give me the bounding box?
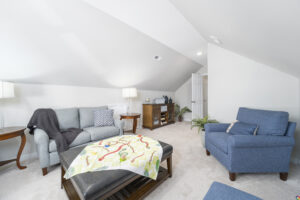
[191,73,208,119]
[202,75,208,117]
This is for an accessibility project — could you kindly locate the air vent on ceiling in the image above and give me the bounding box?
[153,55,162,61]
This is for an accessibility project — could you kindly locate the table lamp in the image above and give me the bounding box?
[0,81,15,128]
[122,88,137,114]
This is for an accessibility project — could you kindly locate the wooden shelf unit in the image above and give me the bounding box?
[142,103,175,130]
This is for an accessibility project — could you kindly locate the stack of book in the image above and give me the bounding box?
[160,112,168,125]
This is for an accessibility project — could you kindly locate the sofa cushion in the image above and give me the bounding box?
[49,131,91,153]
[84,126,120,141]
[55,108,80,130]
[206,132,229,154]
[237,107,289,136]
[79,106,108,128]
[94,109,114,127]
[229,122,258,135]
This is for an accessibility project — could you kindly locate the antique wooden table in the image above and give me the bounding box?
[0,127,27,169]
[120,113,141,134]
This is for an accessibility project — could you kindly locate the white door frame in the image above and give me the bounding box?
[191,73,208,120]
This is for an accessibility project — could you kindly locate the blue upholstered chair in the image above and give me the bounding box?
[204,182,262,200]
[205,107,296,181]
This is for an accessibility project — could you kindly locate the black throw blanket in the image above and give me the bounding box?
[27,108,82,152]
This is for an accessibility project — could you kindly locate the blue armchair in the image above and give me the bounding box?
[205,107,296,181]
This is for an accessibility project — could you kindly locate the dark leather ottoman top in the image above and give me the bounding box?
[60,141,173,200]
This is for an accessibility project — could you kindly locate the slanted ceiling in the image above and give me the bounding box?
[2,0,298,92]
[171,0,300,77]
[83,0,208,66]
[0,0,203,91]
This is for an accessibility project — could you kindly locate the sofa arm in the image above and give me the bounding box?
[34,129,50,168]
[228,135,295,148]
[114,119,125,135]
[205,123,230,133]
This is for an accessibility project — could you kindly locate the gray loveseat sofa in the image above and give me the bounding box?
[33,106,124,175]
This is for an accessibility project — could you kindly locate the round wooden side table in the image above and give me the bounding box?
[0,127,27,169]
[120,113,141,134]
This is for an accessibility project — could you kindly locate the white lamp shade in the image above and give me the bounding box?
[122,88,137,98]
[0,81,15,98]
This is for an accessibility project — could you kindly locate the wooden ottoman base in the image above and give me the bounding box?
[62,155,172,200]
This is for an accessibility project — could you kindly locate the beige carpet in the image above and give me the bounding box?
[0,122,299,200]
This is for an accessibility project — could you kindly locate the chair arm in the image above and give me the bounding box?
[34,129,50,168]
[228,135,295,148]
[205,123,230,133]
[285,122,296,137]
[114,119,125,135]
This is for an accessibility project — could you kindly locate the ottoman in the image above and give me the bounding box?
[60,141,173,200]
[204,182,262,200]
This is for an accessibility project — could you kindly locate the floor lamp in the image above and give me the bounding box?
[0,81,15,128]
[122,88,137,114]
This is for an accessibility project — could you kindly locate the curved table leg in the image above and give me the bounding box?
[16,134,27,169]
[133,118,137,134]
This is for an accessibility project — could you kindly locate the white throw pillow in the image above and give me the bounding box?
[226,121,238,133]
[253,126,259,135]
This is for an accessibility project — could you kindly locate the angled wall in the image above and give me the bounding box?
[174,78,192,121]
[0,83,174,161]
[0,0,202,92]
[208,44,300,164]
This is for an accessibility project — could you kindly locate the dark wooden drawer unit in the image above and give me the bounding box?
[143,103,175,130]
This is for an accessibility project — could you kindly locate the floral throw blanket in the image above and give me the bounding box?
[64,135,163,180]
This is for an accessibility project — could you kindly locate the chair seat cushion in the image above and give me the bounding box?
[84,126,120,141]
[206,132,229,154]
[49,131,91,153]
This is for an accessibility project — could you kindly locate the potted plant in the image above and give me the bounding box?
[175,104,191,122]
[191,116,218,147]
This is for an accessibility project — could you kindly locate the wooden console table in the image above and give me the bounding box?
[0,127,27,169]
[120,113,141,134]
[143,103,175,130]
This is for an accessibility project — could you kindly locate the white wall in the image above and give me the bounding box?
[174,78,192,121]
[174,66,207,121]
[0,83,174,161]
[198,65,208,75]
[208,44,300,164]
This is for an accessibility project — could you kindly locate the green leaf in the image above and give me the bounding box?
[178,106,192,117]
[191,115,218,133]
